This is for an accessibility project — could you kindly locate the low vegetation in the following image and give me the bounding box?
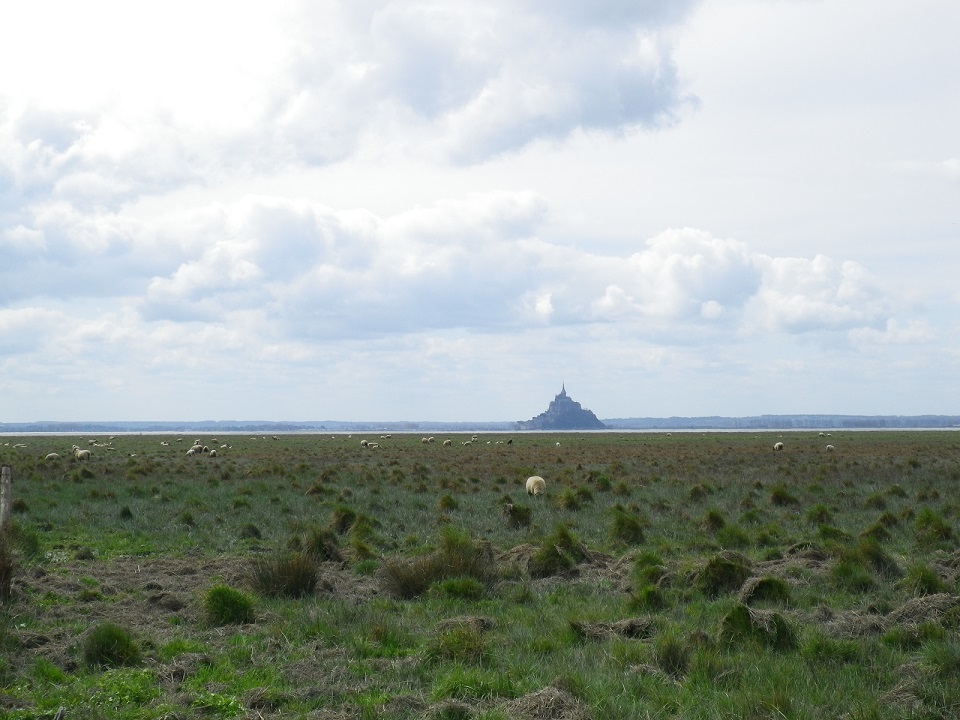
[0,430,959,718]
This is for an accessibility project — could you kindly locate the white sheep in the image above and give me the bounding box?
[525,475,546,496]
[190,443,204,454]
[186,448,196,456]
[443,439,452,446]
[826,444,835,452]
[209,449,218,457]
[44,452,61,462]
[360,439,369,447]
[421,437,429,444]
[73,446,91,462]
[773,442,784,451]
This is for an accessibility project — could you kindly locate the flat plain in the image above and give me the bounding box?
[1,430,959,719]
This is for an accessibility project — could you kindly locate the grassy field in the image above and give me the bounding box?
[1,430,959,719]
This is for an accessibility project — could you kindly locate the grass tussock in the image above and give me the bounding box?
[380,526,496,599]
[696,552,751,597]
[83,623,142,668]
[249,553,318,598]
[529,524,590,578]
[720,604,797,651]
[204,584,255,625]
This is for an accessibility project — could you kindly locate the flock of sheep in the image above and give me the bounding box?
[773,437,835,452]
[12,433,843,503]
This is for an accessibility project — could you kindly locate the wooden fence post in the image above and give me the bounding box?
[0,465,12,530]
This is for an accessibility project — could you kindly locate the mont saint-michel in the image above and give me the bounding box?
[516,385,607,431]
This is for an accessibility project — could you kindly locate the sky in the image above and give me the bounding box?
[1,0,958,423]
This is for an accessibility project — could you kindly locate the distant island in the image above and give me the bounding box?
[515,385,607,431]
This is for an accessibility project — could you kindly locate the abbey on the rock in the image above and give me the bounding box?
[515,385,607,431]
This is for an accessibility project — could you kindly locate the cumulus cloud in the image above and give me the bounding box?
[0,1,700,216]
[746,255,891,334]
[1,190,901,352]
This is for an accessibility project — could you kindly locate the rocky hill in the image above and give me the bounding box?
[516,386,607,430]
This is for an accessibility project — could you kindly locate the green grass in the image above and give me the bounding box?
[1,430,959,718]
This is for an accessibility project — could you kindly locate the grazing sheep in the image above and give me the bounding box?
[428,436,435,443]
[525,475,546,496]
[209,449,218,457]
[186,448,196,456]
[443,439,452,446]
[421,437,429,444]
[73,446,91,462]
[773,442,784,451]
[555,442,561,447]
[360,439,369,447]
[44,452,61,462]
[826,444,835,452]
[190,444,204,454]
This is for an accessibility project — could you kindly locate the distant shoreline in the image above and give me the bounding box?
[1,414,958,434]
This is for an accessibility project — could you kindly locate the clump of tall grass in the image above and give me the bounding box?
[738,576,792,605]
[502,501,532,529]
[249,553,318,598]
[716,524,751,549]
[204,584,255,625]
[628,584,667,611]
[437,494,459,512]
[802,631,861,665]
[896,563,947,596]
[914,508,953,546]
[719,604,797,651]
[609,504,645,545]
[702,508,726,533]
[555,488,582,510]
[380,526,496,599]
[330,505,357,534]
[289,525,342,562]
[83,623,142,668]
[529,524,590,579]
[424,624,490,665]
[853,536,900,578]
[653,629,692,679]
[923,639,960,679]
[695,552,751,597]
[806,503,832,525]
[770,484,799,506]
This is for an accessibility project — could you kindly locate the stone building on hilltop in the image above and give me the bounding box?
[516,385,607,431]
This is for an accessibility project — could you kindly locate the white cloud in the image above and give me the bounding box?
[0,0,957,421]
[0,1,700,216]
[2,191,906,348]
[747,255,891,334]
